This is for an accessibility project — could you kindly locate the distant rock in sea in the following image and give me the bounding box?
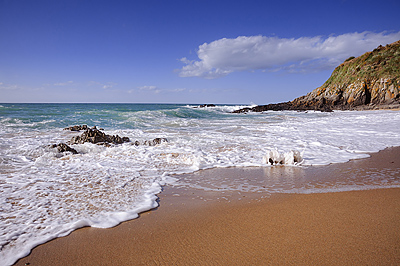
[234,40,400,113]
[195,104,216,108]
[63,125,89,131]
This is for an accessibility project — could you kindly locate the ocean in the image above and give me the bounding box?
[1,103,400,265]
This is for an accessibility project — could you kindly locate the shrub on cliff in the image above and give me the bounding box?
[323,40,400,87]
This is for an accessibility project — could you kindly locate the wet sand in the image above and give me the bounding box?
[15,147,400,265]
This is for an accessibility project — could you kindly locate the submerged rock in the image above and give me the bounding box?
[143,138,168,146]
[134,140,140,146]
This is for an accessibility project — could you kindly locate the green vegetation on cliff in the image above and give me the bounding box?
[323,40,400,87]
[307,40,400,109]
[234,40,400,113]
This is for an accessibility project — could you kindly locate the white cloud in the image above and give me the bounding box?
[170,88,186,93]
[138,85,161,94]
[178,31,400,79]
[88,81,118,89]
[130,86,187,94]
[54,81,74,86]
[139,85,157,91]
[0,83,19,90]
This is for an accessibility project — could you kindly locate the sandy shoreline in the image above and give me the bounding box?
[14,147,400,265]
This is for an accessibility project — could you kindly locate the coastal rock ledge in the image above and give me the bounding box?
[234,40,400,113]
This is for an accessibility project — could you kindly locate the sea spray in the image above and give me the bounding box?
[264,149,303,165]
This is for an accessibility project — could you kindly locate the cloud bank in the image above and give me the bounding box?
[178,31,400,79]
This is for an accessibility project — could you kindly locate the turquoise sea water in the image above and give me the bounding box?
[1,103,400,265]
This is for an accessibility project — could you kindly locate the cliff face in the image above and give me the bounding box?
[234,40,400,113]
[294,40,400,110]
[292,77,399,110]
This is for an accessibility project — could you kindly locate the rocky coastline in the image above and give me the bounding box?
[234,40,400,113]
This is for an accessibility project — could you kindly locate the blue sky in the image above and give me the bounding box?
[1,0,399,104]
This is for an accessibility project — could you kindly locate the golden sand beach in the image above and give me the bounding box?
[15,147,400,265]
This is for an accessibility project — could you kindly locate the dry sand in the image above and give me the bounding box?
[15,147,400,265]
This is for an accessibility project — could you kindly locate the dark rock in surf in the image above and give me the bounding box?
[153,138,168,145]
[63,125,89,131]
[196,104,216,108]
[143,138,168,146]
[62,126,167,148]
[50,143,78,154]
[232,101,333,113]
[69,128,130,145]
[64,125,105,132]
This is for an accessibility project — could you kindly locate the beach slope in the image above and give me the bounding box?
[15,148,400,266]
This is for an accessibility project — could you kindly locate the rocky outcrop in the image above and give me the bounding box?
[233,100,334,113]
[234,40,400,113]
[51,126,169,155]
[69,128,130,146]
[64,125,89,131]
[64,125,105,131]
[50,143,78,154]
[293,78,400,111]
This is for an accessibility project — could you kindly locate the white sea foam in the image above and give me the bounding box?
[264,149,303,165]
[1,106,400,265]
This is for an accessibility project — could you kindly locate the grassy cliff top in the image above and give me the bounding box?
[322,40,400,87]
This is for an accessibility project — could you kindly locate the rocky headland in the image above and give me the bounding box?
[234,40,400,113]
